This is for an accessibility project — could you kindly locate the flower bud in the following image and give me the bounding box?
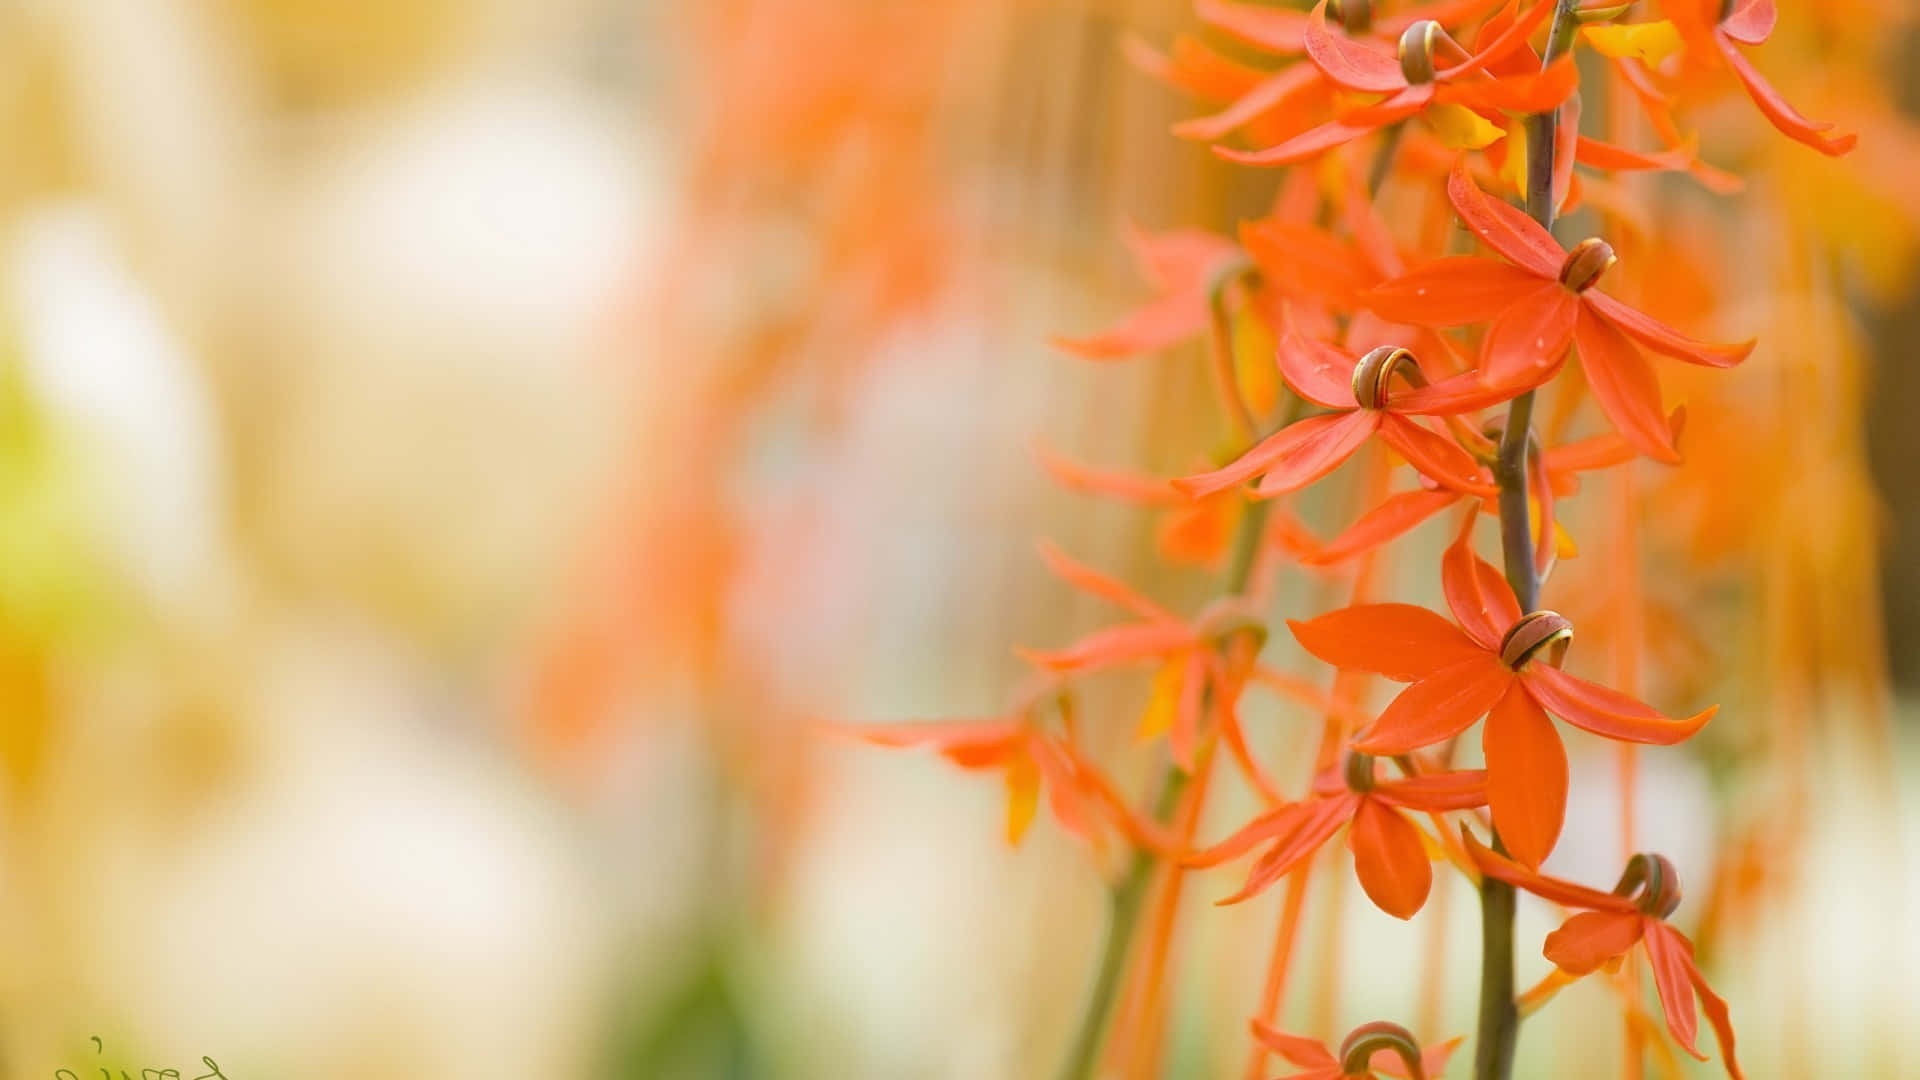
[1339,1021,1428,1080]
[1558,237,1618,292]
[1499,610,1574,669]
[1398,20,1440,84]
[1350,346,1424,410]
[1613,852,1683,918]
[1329,0,1374,34]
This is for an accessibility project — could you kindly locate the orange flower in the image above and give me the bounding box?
[1218,0,1575,166]
[1467,835,1744,1079]
[1656,0,1856,156]
[1175,337,1500,501]
[1018,543,1261,769]
[850,711,1092,846]
[1287,512,1715,867]
[1034,443,1248,569]
[1187,752,1486,917]
[1252,1019,1461,1080]
[1363,163,1752,461]
[1051,223,1245,360]
[1174,0,1507,143]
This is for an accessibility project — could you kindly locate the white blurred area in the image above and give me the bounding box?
[0,1,658,1076]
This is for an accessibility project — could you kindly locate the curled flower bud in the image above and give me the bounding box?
[1499,610,1574,669]
[1612,852,1683,918]
[1558,237,1618,292]
[1343,750,1377,793]
[1398,20,1441,84]
[1350,346,1425,410]
[1339,1021,1428,1080]
[1329,0,1373,34]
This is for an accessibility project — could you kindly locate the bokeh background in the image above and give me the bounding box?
[0,1,1913,1077]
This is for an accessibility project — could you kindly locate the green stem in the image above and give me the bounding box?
[1476,5,1580,1080]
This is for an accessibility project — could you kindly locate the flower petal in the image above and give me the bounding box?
[1171,648,1209,769]
[1034,442,1183,506]
[1251,409,1381,497]
[1584,20,1685,64]
[1681,936,1748,1080]
[1217,793,1358,904]
[1217,113,1397,167]
[1364,256,1543,326]
[1020,621,1197,674]
[1250,1021,1338,1070]
[1437,57,1578,114]
[1447,161,1564,277]
[1483,683,1569,868]
[1584,289,1754,368]
[1543,910,1647,974]
[1442,510,1522,650]
[1273,331,1363,409]
[1713,32,1856,155]
[1644,921,1706,1061]
[1351,798,1433,919]
[1303,0,1407,92]
[1481,282,1579,389]
[1177,60,1329,141]
[1050,291,1207,359]
[1461,829,1640,912]
[1354,654,1512,754]
[1435,0,1558,79]
[1037,541,1182,623]
[1197,0,1311,55]
[1572,305,1682,464]
[1380,414,1499,495]
[1289,602,1486,681]
[1176,410,1343,496]
[1543,430,1640,476]
[1521,664,1717,745]
[1390,369,1526,415]
[1719,0,1776,45]
[1188,800,1314,868]
[1305,488,1461,565]
[1374,768,1490,811]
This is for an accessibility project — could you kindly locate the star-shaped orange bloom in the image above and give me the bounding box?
[1051,224,1245,360]
[850,710,1093,847]
[1363,163,1753,461]
[1218,0,1574,166]
[1288,512,1715,867]
[1607,0,1856,157]
[1253,1019,1461,1080]
[1175,337,1500,501]
[1187,752,1487,917]
[1018,543,1263,770]
[1467,836,1745,1079]
[1174,0,1507,143]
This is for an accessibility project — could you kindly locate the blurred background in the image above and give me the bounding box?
[0,1,1912,1077]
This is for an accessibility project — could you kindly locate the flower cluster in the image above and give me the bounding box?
[857,1,1853,1077]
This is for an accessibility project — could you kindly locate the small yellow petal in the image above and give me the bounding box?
[1583,21,1683,66]
[1554,520,1578,559]
[1232,307,1280,416]
[1427,104,1506,151]
[1498,118,1529,193]
[1527,495,1580,559]
[1004,755,1041,845]
[1137,658,1184,739]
